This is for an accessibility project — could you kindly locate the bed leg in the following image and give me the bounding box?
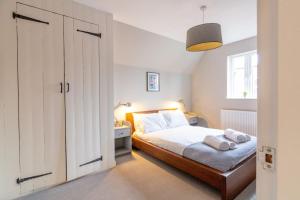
[220,159,256,200]
[221,155,256,200]
[220,184,231,200]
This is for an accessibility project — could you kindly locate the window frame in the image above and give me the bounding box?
[227,50,257,100]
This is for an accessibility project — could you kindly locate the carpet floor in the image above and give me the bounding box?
[18,150,256,200]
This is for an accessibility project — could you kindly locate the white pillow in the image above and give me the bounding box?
[133,113,168,134]
[159,110,189,128]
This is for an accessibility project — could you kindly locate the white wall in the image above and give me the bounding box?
[114,65,191,120]
[192,37,257,128]
[114,21,200,119]
[114,21,201,74]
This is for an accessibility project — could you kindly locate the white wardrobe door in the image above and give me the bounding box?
[65,17,102,180]
[16,4,66,193]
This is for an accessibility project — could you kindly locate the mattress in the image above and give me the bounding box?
[134,125,257,172]
[134,125,224,155]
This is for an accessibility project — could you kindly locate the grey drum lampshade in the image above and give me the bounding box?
[186,23,223,52]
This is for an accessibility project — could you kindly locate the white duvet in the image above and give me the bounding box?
[134,125,224,155]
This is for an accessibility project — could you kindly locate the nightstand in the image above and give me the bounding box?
[114,125,132,157]
[185,113,208,127]
[185,113,199,126]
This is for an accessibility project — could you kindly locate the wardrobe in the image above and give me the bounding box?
[0,0,115,199]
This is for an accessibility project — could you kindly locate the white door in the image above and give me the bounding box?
[258,1,300,200]
[257,0,278,199]
[64,17,102,180]
[16,4,66,194]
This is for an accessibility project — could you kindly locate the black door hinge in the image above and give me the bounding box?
[13,12,49,25]
[79,156,103,167]
[16,172,52,184]
[77,29,101,38]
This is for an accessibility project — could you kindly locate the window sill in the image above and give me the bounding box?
[226,98,257,100]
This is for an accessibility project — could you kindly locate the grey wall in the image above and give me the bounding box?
[114,21,200,119]
[192,37,257,128]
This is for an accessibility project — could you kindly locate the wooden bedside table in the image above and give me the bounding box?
[114,125,132,157]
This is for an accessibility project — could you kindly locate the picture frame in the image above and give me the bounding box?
[146,72,160,92]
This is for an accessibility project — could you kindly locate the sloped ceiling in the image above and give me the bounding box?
[74,0,257,44]
[74,0,256,73]
[114,21,202,74]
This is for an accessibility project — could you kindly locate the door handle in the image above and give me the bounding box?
[60,82,63,93]
[66,83,70,93]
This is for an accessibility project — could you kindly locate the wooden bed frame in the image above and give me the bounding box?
[126,109,256,200]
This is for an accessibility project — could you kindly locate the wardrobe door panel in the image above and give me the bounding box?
[16,4,65,193]
[65,17,102,180]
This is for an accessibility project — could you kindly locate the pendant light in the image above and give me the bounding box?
[186,5,223,52]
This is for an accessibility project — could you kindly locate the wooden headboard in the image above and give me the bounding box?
[125,108,177,134]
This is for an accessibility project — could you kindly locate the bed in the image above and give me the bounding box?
[126,109,256,200]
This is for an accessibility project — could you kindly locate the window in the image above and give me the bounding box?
[227,51,257,99]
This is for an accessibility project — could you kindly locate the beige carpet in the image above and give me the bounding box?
[18,150,256,200]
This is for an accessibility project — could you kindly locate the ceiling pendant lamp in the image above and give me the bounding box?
[186,5,223,52]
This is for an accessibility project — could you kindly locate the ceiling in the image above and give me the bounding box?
[74,0,257,44]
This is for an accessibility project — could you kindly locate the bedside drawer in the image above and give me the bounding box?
[188,117,198,125]
[115,128,130,139]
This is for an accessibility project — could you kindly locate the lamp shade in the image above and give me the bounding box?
[186,23,223,52]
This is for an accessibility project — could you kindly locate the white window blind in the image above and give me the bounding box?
[227,50,257,99]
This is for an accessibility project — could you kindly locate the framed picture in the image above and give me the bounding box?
[147,72,160,92]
